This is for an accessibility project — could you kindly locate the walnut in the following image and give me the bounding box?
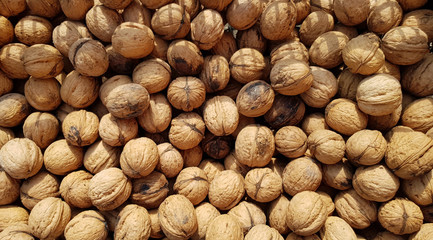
[282,157,322,196]
[83,140,121,174]
[237,24,267,53]
[64,210,108,240]
[206,214,243,240]
[300,66,338,108]
[333,23,358,40]
[368,104,402,132]
[169,112,205,150]
[402,97,433,132]
[227,0,262,31]
[106,45,140,74]
[307,129,345,165]
[245,167,282,202]
[310,0,334,15]
[325,98,368,136]
[175,0,200,18]
[112,22,154,59]
[346,130,387,166]
[236,80,275,117]
[133,58,171,94]
[286,233,321,240]
[69,38,109,77]
[0,206,28,231]
[309,31,349,69]
[43,139,83,175]
[59,0,93,20]
[401,54,433,97]
[201,132,233,160]
[62,110,99,147]
[157,142,184,178]
[22,112,58,149]
[322,159,353,190]
[335,189,377,229]
[270,59,313,96]
[301,113,329,136]
[0,43,29,79]
[0,166,19,205]
[208,170,245,210]
[224,150,250,177]
[99,75,132,106]
[26,0,60,17]
[85,5,122,42]
[52,21,92,57]
[300,11,334,47]
[99,113,137,147]
[20,171,60,210]
[105,83,150,119]
[22,44,63,79]
[191,9,224,50]
[192,202,220,240]
[397,0,428,11]
[235,124,275,167]
[140,0,174,9]
[337,69,364,101]
[402,9,433,42]
[319,216,357,239]
[61,71,99,109]
[228,201,266,234]
[334,0,369,26]
[260,0,297,40]
[0,70,12,97]
[167,40,204,75]
[263,94,306,128]
[403,169,433,206]
[0,0,26,17]
[367,0,402,34]
[409,223,433,239]
[199,159,224,182]
[378,198,423,235]
[275,126,307,158]
[130,171,169,209]
[59,170,92,209]
[317,191,335,216]
[270,40,309,65]
[174,167,209,205]
[268,195,290,235]
[200,55,230,93]
[230,48,266,84]
[0,223,33,240]
[245,224,283,240]
[114,204,151,240]
[373,231,405,240]
[151,3,190,40]
[149,209,164,238]
[182,146,203,168]
[14,16,52,45]
[25,77,61,111]
[211,31,238,61]
[120,137,159,178]
[202,96,239,136]
[167,76,206,112]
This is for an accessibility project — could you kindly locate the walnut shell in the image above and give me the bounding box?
[275,126,307,158]
[402,9,433,42]
[206,214,243,240]
[270,40,308,65]
[224,150,250,177]
[334,0,369,26]
[120,137,159,178]
[175,0,200,18]
[282,156,322,196]
[20,170,60,210]
[227,0,262,31]
[192,202,220,240]
[245,167,282,202]
[199,158,224,182]
[112,22,154,59]
[307,129,345,165]
[228,201,266,234]
[157,142,184,178]
[105,83,150,119]
[211,31,238,61]
[83,140,121,174]
[0,95,29,126]
[409,223,433,239]
[69,38,109,77]
[309,31,349,69]
[373,231,405,240]
[402,54,433,97]
[43,139,83,176]
[169,112,205,150]
[230,48,265,84]
[64,210,108,240]
[0,0,26,17]
[28,197,71,239]
[60,71,99,109]
[378,198,423,235]
[301,113,329,136]
[59,0,93,20]
[14,16,52,45]
[130,171,168,209]
[201,132,233,160]
[167,39,204,75]
[236,80,275,117]
[174,167,209,205]
[286,233,321,240]
[203,96,239,136]
[167,76,206,112]
[337,69,364,101]
[52,20,92,57]
[200,55,230,93]
[208,170,245,210]
[335,189,377,229]
[325,98,368,136]
[59,170,92,209]
[235,124,275,167]
[149,209,164,238]
[106,45,140,74]
[403,169,433,206]
[62,110,99,147]
[22,44,63,79]
[140,0,174,9]
[367,0,402,34]
[85,5,122,42]
[133,58,171,94]
[270,59,313,96]
[99,75,132,106]
[191,9,224,50]
[322,159,353,190]
[23,112,59,149]
[99,113,138,147]
[0,70,12,97]
[151,3,191,40]
[0,43,29,79]
[26,0,60,17]
[182,145,203,168]
[402,97,433,133]
[319,216,357,240]
[237,24,267,53]
[114,204,151,240]
[310,0,334,15]
[0,166,20,206]
[245,224,283,240]
[0,223,34,240]
[300,11,334,47]
[138,93,172,133]
[368,104,402,132]
[353,164,400,202]
[333,23,359,40]
[260,0,297,40]
[300,66,338,108]
[88,167,132,211]
[0,205,28,231]
[25,77,61,111]
[346,130,387,166]
[268,195,290,235]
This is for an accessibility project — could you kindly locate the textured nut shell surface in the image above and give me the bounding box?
[114,204,151,240]
[235,124,275,167]
[378,198,423,235]
[206,214,243,240]
[319,216,357,240]
[120,137,159,178]
[208,170,245,210]
[64,210,108,240]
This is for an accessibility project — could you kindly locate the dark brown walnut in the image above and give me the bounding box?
[191,9,224,50]
[24,77,61,111]
[123,0,152,26]
[169,112,205,150]
[270,59,313,96]
[226,0,262,31]
[323,159,353,190]
[300,11,334,47]
[334,0,369,26]
[64,210,108,240]
[167,76,206,112]
[402,9,433,42]
[203,96,239,136]
[59,170,93,208]
[307,129,345,165]
[236,80,274,117]
[382,26,429,66]
[0,43,29,79]
[200,55,230,93]
[167,39,204,76]
[378,198,423,235]
[0,70,12,97]
[88,99,109,120]
[368,0,402,34]
[59,0,93,20]
[282,156,322,196]
[158,194,198,240]
[112,22,154,59]
[138,93,172,134]
[26,0,60,18]
[28,197,71,239]
[402,54,433,97]
[0,166,20,206]
[62,110,99,147]
[157,142,184,178]
[0,205,29,231]
[130,171,169,209]
[237,24,267,53]
[217,80,243,101]
[52,20,93,57]
[192,202,220,240]
[0,138,43,179]
[403,169,433,206]
[43,139,83,176]
[244,167,282,203]
[182,145,203,168]
[69,38,109,77]
[301,66,338,108]
[174,167,209,205]
[309,31,349,69]
[275,126,307,158]
[83,140,121,174]
[287,191,328,236]
[228,201,266,234]
[335,189,377,229]
[20,171,59,210]
[114,204,151,240]
[301,112,329,136]
[149,209,164,238]
[0,93,30,127]
[151,3,191,40]
[120,137,159,178]
[202,132,233,160]
[270,40,309,65]
[14,16,52,45]
[99,75,132,106]
[176,0,200,18]
[23,112,59,149]
[337,69,364,101]
[85,5,122,42]
[224,150,251,177]
[402,98,433,133]
[268,195,290,235]
[105,83,150,119]
[0,223,34,240]
[61,70,99,109]
[88,167,132,211]
[260,0,297,40]
[208,170,245,210]
[0,0,26,17]
[235,124,275,167]
[133,58,171,94]
[211,31,239,61]
[99,113,138,147]
[325,98,368,136]
[397,0,428,11]
[22,44,63,79]
[106,45,140,74]
[230,48,266,84]
[346,130,387,166]
[353,164,400,202]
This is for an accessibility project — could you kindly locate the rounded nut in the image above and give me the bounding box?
[130,171,169,209]
[260,0,297,40]
[230,48,265,84]
[275,126,307,158]
[334,0,369,26]
[301,113,329,136]
[236,80,275,118]
[62,110,99,147]
[325,98,368,136]
[44,139,83,176]
[167,76,206,112]
[83,140,121,174]
[14,16,52,45]
[307,129,345,165]
[367,0,403,34]
[0,166,20,205]
[203,96,239,136]
[403,169,433,206]
[52,20,93,57]
[192,202,221,240]
[151,3,191,40]
[227,0,262,31]
[22,44,63,79]
[402,97,433,133]
[268,195,290,235]
[0,43,28,79]
[60,70,99,109]
[114,204,151,240]
[270,59,313,96]
[0,223,33,240]
[270,40,309,65]
[300,66,338,108]
[105,83,150,119]
[335,189,378,229]
[174,167,210,205]
[64,210,108,240]
[309,31,349,69]
[402,54,433,97]
[68,38,109,77]
[85,5,122,42]
[206,214,243,240]
[23,112,59,149]
[157,142,184,178]
[20,171,60,210]
[235,124,275,167]
[25,77,61,111]
[228,201,266,234]
[282,157,322,196]
[323,159,353,190]
[59,170,93,208]
[112,22,154,59]
[208,170,245,210]
[245,224,283,240]
[59,0,93,20]
[191,9,224,50]
[0,205,28,231]
[120,137,159,178]
[169,112,205,150]
[346,130,387,166]
[378,198,423,235]
[299,11,334,46]
[402,9,433,42]
[99,113,138,147]
[319,216,357,239]
[132,58,171,94]
[167,39,204,76]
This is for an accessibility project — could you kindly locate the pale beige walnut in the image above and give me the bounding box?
[83,140,121,174]
[397,0,428,11]
[227,0,262,31]
[270,59,313,96]
[323,159,353,190]
[174,167,209,205]
[0,126,13,148]
[208,170,245,210]
[212,31,238,61]
[0,166,19,206]
[320,216,357,240]
[52,20,93,57]
[385,126,433,179]
[28,197,71,240]
[382,26,429,66]
[245,224,284,240]
[300,11,334,47]
[105,83,150,119]
[301,66,338,108]
[270,40,309,65]
[282,157,322,196]
[114,204,151,240]
[0,138,43,179]
[133,58,171,94]
[353,164,400,202]
[191,9,224,50]
[191,202,220,240]
[157,142,184,178]
[325,98,368,136]
[230,48,265,84]
[245,167,282,202]
[23,112,59,149]
[130,171,168,209]
[62,110,99,147]
[307,129,345,165]
[373,231,405,240]
[235,124,275,167]
[0,206,28,231]
[237,24,267,53]
[228,201,266,234]
[151,3,191,40]
[236,80,275,118]
[59,0,93,20]
[200,55,230,93]
[169,112,205,150]
[25,77,61,111]
[378,198,423,235]
[88,167,132,211]
[376,60,401,80]
[149,209,164,238]
[0,94,29,127]
[14,16,52,45]
[0,0,26,17]
[99,75,132,106]
[0,43,28,79]
[409,223,433,240]
[368,0,402,34]
[64,210,108,240]
[112,22,154,59]
[0,70,12,97]
[99,113,137,147]
[342,33,385,75]
[0,223,34,240]
[167,76,206,112]
[44,139,83,176]
[138,93,172,134]
[206,214,243,240]
[335,189,377,229]
[167,39,204,76]
[301,113,329,136]
[402,10,433,42]
[333,23,358,40]
[203,96,239,136]
[337,69,364,101]
[199,159,224,183]
[60,71,99,109]
[158,194,198,240]
[402,97,433,133]
[59,170,92,209]
[286,233,320,240]
[275,126,307,158]
[402,54,433,97]
[120,137,159,178]
[346,130,387,166]
[268,195,290,235]
[20,171,60,210]
[309,31,349,69]
[85,5,122,42]
[403,169,433,206]
[317,191,335,216]
[334,0,369,26]
[22,44,63,79]
[287,191,328,236]
[69,38,109,77]
[260,0,297,40]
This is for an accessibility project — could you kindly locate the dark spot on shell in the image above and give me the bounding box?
[68,126,82,146]
[140,184,150,193]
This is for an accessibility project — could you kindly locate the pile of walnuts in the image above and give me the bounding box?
[1,0,433,239]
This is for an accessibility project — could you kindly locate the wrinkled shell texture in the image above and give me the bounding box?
[368,0,403,34]
[169,112,205,150]
[25,77,61,111]
[120,137,159,178]
[403,169,433,206]
[228,201,266,234]
[83,140,121,174]
[346,129,387,166]
[307,129,345,165]
[309,31,349,69]
[64,210,108,240]
[230,48,266,84]
[325,98,368,136]
[115,204,151,240]
[402,97,433,133]
[334,0,370,26]
[335,189,377,229]
[300,11,334,46]
[235,124,275,167]
[378,198,424,235]
[174,167,209,205]
[236,80,275,118]
[208,170,245,210]
[301,66,338,108]
[206,214,243,240]
[43,139,83,176]
[61,70,99,109]
[244,167,282,202]
[20,171,60,210]
[130,171,169,209]
[59,170,92,208]
[112,22,154,59]
[282,157,322,196]
[402,54,433,97]
[68,38,109,77]
[191,9,224,50]
[260,0,297,40]
[322,160,353,190]
[203,96,239,136]
[167,76,206,112]
[270,59,313,96]
[151,3,191,40]
[275,126,307,158]
[319,216,357,240]
[62,110,99,147]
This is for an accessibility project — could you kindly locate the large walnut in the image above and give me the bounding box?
[230,48,266,84]
[402,54,433,97]
[151,3,190,40]
[167,76,206,112]
[62,110,99,147]
[235,124,275,167]
[64,210,108,240]
[378,198,423,235]
[300,66,338,108]
[335,189,377,229]
[282,157,322,196]
[402,97,433,133]
[236,80,275,118]
[203,96,239,136]
[275,126,307,158]
[191,9,224,50]
[0,93,30,126]
[260,0,297,40]
[59,170,92,209]
[208,170,245,210]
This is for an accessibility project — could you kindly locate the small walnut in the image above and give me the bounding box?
[114,204,151,240]
[0,0,26,17]
[270,59,313,96]
[167,76,206,112]
[44,139,83,175]
[301,113,329,136]
[52,20,92,57]
[245,168,282,202]
[99,113,138,147]
[182,145,203,168]
[353,164,400,202]
[245,224,283,240]
[367,0,402,34]
[25,77,61,111]
[268,195,290,235]
[151,3,191,40]
[402,97,433,132]
[237,24,267,53]
[0,206,28,231]
[235,124,275,167]
[85,5,122,42]
[167,40,204,75]
[230,48,266,84]
[335,189,377,229]
[22,112,59,149]
[211,31,238,61]
[64,210,108,240]
[112,22,154,59]
[28,197,71,239]
[59,0,93,20]
[300,66,338,108]
[378,198,423,235]
[123,0,152,26]
[192,202,220,240]
[208,170,245,210]
[0,43,29,79]
[236,80,275,117]
[275,126,307,158]
[323,159,353,190]
[157,142,184,178]
[260,0,297,40]
[14,16,52,45]
[120,137,159,178]
[88,167,132,211]
[130,171,169,209]
[138,93,171,134]
[158,194,198,240]
[300,11,334,46]
[106,45,140,74]
[200,55,230,93]
[133,58,171,94]
[0,223,33,240]
[22,44,63,79]
[270,40,309,65]
[59,170,92,209]
[403,169,433,206]
[402,54,433,97]
[287,191,328,236]
[319,216,357,240]
[206,214,243,240]
[191,9,224,50]
[309,31,349,69]
[325,98,368,136]
[174,167,209,205]
[226,0,262,31]
[20,170,59,211]
[307,129,345,165]
[282,157,322,196]
[346,130,387,166]
[105,83,150,119]
[201,132,233,160]
[83,140,121,174]
[334,0,369,26]
[62,110,99,147]
[169,112,205,150]
[69,38,109,77]
[0,166,19,206]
